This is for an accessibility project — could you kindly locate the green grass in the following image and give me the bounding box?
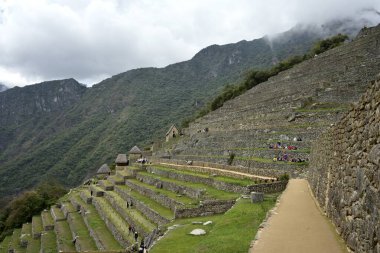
[71,193,123,250]
[0,235,11,253]
[65,202,98,251]
[41,210,54,228]
[106,191,157,232]
[51,206,65,221]
[115,185,173,220]
[20,223,32,250]
[26,237,40,253]
[128,179,198,207]
[55,220,75,252]
[151,195,279,253]
[32,216,43,236]
[10,228,26,253]
[40,230,57,253]
[151,165,255,186]
[138,172,239,200]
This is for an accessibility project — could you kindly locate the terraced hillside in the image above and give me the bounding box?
[165,25,380,177]
[0,162,283,252]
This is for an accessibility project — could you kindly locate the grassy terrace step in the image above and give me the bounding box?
[20,223,32,248]
[54,219,75,252]
[71,193,123,251]
[99,180,114,191]
[114,185,173,221]
[9,228,25,253]
[150,165,256,187]
[151,194,279,253]
[50,205,66,222]
[108,175,125,185]
[137,171,239,200]
[0,236,11,253]
[31,216,43,239]
[41,210,54,231]
[91,193,136,248]
[65,202,98,252]
[105,190,157,233]
[40,230,56,253]
[25,236,40,253]
[126,178,198,209]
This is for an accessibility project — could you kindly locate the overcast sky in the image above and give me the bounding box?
[0,0,379,87]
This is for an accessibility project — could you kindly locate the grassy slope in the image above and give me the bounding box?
[151,194,279,253]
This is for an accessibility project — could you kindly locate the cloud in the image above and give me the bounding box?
[0,0,379,87]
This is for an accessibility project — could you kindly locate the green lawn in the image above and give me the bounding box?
[51,206,66,221]
[151,195,279,253]
[32,216,43,237]
[41,210,54,229]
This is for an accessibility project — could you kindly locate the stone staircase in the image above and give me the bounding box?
[0,162,273,252]
[166,25,380,177]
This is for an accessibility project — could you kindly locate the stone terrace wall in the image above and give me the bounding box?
[308,77,380,253]
[174,199,236,219]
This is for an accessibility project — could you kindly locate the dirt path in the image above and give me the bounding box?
[250,179,347,253]
[157,162,276,180]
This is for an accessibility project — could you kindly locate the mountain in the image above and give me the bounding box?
[0,84,8,92]
[0,25,362,204]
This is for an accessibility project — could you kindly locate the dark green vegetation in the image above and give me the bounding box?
[0,27,327,205]
[0,180,67,240]
[186,34,349,121]
[151,195,279,253]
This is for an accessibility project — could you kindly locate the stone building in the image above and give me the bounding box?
[129,145,142,162]
[115,154,128,169]
[97,163,111,178]
[166,124,179,142]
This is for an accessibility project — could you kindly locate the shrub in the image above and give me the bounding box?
[227,152,235,165]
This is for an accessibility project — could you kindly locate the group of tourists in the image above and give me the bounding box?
[269,141,307,163]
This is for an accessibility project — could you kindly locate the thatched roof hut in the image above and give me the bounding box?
[115,154,128,165]
[129,145,142,154]
[97,164,111,174]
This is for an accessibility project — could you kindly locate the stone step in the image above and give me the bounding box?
[40,230,57,253]
[8,228,25,253]
[20,223,32,248]
[25,235,40,253]
[41,210,54,231]
[125,178,197,211]
[90,185,104,197]
[90,192,136,248]
[31,216,43,239]
[50,205,66,222]
[114,185,172,226]
[98,180,114,191]
[53,218,76,252]
[146,165,258,194]
[0,235,11,253]
[71,193,123,251]
[108,175,125,185]
[64,202,98,252]
[104,190,157,237]
[136,171,240,200]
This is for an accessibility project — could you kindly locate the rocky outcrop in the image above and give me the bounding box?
[308,76,380,253]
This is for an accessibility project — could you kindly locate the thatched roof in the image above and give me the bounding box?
[129,145,142,154]
[166,124,178,136]
[97,164,111,174]
[115,154,127,164]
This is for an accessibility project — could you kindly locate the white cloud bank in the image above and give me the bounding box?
[0,0,379,87]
